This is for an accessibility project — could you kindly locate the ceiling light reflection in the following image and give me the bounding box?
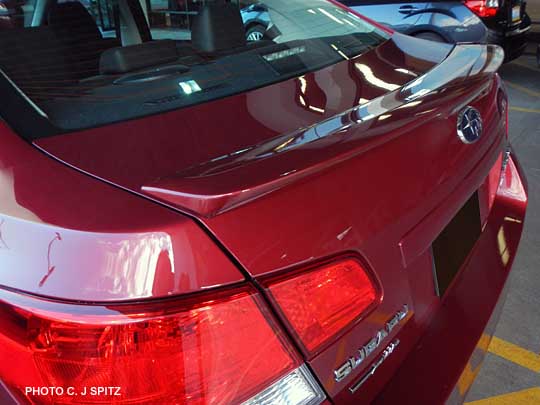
[355,63,400,91]
[318,8,344,24]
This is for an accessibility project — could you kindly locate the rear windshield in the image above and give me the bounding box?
[0,0,388,136]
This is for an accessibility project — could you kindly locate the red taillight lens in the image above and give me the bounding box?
[265,258,379,355]
[464,0,499,18]
[0,287,301,404]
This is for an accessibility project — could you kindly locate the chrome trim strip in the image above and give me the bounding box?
[501,147,512,174]
[349,340,401,393]
[0,69,49,118]
[505,25,531,37]
[430,246,441,297]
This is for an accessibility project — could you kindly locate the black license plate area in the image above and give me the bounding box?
[509,1,523,25]
[432,191,482,296]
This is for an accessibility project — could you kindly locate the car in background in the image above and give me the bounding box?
[342,0,530,61]
[240,1,271,41]
[341,0,488,43]
[468,0,531,61]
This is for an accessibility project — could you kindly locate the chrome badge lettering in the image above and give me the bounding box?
[349,340,400,393]
[334,305,409,383]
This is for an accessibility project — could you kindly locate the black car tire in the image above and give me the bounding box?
[246,24,266,42]
[413,32,447,43]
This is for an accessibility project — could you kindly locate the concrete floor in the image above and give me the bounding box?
[527,0,540,22]
[465,50,540,403]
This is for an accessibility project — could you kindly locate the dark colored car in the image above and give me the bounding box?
[0,0,528,404]
[240,2,271,41]
[342,0,530,60]
[465,0,531,61]
[341,0,489,43]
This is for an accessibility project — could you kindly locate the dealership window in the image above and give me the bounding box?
[144,0,245,39]
[145,0,195,40]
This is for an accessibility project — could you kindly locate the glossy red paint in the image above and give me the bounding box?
[36,36,449,216]
[374,151,527,404]
[0,30,527,405]
[205,76,509,401]
[0,121,243,302]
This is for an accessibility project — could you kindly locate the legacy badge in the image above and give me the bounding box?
[334,304,409,383]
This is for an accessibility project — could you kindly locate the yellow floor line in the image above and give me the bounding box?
[505,81,540,98]
[510,106,540,114]
[488,336,540,372]
[466,387,540,405]
[512,60,540,73]
[458,361,483,397]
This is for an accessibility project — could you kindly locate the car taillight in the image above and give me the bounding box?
[0,286,325,404]
[464,0,499,18]
[264,258,380,355]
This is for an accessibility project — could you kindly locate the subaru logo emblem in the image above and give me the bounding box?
[457,107,483,144]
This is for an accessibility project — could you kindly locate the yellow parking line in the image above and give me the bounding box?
[512,60,540,73]
[488,336,540,372]
[509,106,540,114]
[505,81,540,98]
[466,387,540,404]
[457,361,482,397]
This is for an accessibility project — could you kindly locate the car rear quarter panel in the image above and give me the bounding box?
[0,123,243,301]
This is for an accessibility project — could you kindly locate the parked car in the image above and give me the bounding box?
[469,0,531,61]
[0,0,528,404]
[341,0,489,43]
[342,0,530,61]
[240,2,271,41]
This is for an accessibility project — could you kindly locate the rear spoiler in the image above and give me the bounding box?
[142,43,504,217]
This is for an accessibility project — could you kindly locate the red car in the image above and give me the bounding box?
[0,0,528,404]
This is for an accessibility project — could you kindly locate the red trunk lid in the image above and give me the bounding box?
[34,35,506,401]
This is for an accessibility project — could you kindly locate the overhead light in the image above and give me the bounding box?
[179,80,202,95]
